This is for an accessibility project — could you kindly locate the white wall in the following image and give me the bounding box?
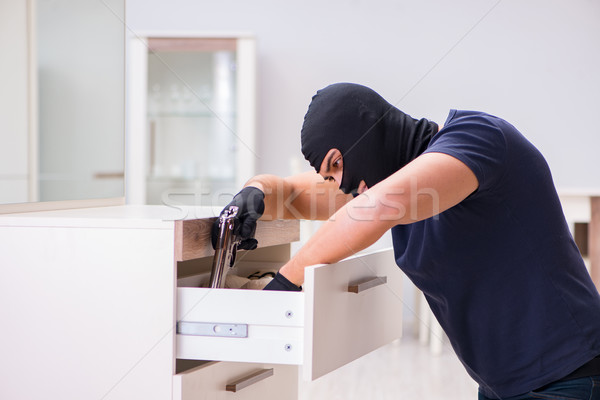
[127,0,600,191]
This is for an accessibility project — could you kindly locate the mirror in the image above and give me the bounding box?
[0,0,125,210]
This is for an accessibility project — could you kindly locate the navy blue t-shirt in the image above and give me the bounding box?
[392,109,600,398]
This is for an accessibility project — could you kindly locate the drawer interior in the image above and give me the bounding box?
[176,359,213,374]
[177,260,284,289]
[176,243,291,290]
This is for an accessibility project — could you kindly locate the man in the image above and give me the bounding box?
[213,83,600,399]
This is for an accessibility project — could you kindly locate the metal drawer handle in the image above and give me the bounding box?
[348,276,387,293]
[225,368,274,392]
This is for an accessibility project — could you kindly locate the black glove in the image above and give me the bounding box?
[263,272,302,291]
[212,186,265,251]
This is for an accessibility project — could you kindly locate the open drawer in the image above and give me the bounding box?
[176,247,403,380]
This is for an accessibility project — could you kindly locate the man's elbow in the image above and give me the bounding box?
[343,190,410,228]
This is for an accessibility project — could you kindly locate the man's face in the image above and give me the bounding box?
[318,148,368,195]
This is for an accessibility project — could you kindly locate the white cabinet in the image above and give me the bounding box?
[0,0,30,203]
[0,206,177,399]
[0,205,403,399]
[127,34,257,206]
[1,0,126,207]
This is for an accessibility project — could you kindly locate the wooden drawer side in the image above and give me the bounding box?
[175,219,300,261]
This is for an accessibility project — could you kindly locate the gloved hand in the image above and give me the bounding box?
[263,272,302,291]
[212,186,265,251]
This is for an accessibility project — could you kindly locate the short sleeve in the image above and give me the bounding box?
[423,111,508,193]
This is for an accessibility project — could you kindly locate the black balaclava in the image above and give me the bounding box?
[301,83,439,195]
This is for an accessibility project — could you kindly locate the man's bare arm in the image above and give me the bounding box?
[278,152,479,285]
[244,171,352,220]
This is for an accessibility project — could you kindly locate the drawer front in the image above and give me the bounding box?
[303,248,403,380]
[173,361,298,400]
[176,288,305,365]
[176,248,402,380]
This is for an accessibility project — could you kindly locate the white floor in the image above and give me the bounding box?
[299,321,478,400]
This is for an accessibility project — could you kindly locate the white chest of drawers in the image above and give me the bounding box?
[0,205,403,400]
